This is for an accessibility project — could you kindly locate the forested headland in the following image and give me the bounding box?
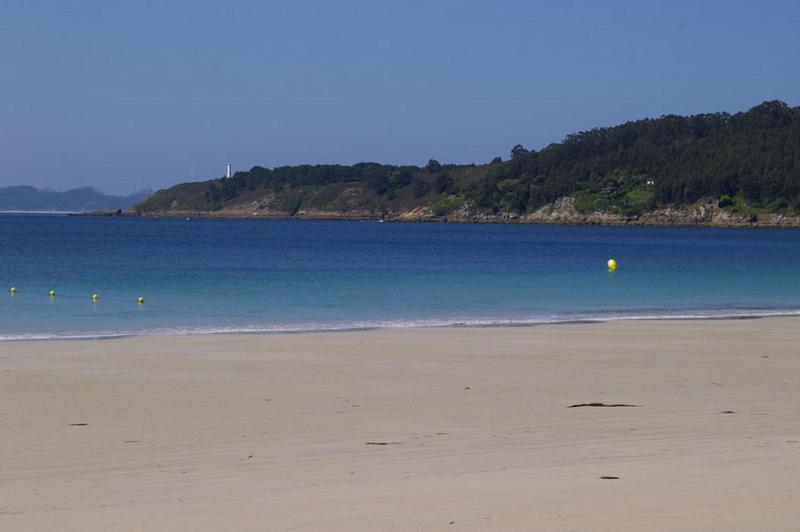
[135,101,800,226]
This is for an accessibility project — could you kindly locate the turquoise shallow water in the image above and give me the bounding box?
[1,214,800,339]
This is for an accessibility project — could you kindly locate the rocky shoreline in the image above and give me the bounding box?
[84,196,800,228]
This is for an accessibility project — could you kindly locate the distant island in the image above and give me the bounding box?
[0,186,151,213]
[135,100,800,227]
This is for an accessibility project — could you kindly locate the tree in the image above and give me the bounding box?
[388,169,412,189]
[368,174,390,195]
[412,177,430,198]
[511,144,529,161]
[434,173,453,194]
[426,159,442,172]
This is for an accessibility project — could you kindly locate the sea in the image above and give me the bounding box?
[2,213,800,340]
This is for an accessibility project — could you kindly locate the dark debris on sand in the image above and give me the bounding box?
[568,403,640,408]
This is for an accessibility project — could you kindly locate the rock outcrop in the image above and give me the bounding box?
[108,195,800,228]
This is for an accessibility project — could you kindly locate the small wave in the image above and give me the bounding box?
[3,308,800,341]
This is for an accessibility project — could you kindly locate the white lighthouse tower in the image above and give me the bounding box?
[226,163,232,179]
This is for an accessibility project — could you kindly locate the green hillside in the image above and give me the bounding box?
[137,101,800,219]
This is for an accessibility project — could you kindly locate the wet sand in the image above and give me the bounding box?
[2,318,799,530]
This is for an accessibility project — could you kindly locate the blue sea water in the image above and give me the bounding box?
[1,214,800,340]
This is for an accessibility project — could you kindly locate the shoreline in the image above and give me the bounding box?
[3,309,800,343]
[77,207,800,229]
[3,318,800,530]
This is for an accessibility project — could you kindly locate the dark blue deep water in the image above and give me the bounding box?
[2,214,800,339]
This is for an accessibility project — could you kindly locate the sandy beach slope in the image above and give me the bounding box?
[1,318,799,531]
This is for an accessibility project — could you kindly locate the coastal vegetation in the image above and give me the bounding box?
[136,101,800,222]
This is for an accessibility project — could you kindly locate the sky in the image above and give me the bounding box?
[0,1,798,194]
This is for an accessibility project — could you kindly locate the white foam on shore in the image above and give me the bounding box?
[2,308,800,341]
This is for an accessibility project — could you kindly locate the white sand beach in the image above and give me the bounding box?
[2,318,799,531]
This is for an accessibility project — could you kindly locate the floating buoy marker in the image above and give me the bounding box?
[138,296,145,304]
[49,290,56,297]
[9,287,16,294]
[607,259,618,272]
[92,293,99,301]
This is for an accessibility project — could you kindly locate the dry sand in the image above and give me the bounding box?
[1,318,799,531]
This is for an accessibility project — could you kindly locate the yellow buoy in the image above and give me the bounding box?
[9,287,16,294]
[49,290,56,297]
[607,258,618,272]
[92,293,99,301]
[137,296,145,304]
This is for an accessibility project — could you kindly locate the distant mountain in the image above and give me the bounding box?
[135,100,800,227]
[0,186,151,212]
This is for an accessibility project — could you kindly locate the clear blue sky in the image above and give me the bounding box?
[1,0,798,194]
